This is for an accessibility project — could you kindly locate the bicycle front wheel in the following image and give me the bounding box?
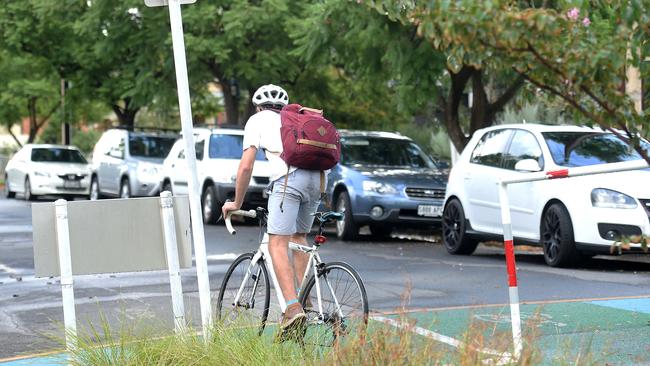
[299,261,368,346]
[216,252,270,335]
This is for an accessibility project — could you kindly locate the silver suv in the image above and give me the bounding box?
[89,128,177,199]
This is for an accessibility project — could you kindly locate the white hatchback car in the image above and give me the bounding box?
[443,124,650,267]
[4,144,91,200]
[160,127,273,224]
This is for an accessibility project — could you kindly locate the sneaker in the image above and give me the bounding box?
[281,303,306,330]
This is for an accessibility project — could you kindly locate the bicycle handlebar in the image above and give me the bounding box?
[224,209,257,235]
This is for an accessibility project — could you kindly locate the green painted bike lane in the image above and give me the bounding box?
[376,296,650,365]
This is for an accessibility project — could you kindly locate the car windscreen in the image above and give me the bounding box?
[543,132,650,167]
[31,148,87,164]
[128,135,176,158]
[340,137,435,168]
[209,134,266,161]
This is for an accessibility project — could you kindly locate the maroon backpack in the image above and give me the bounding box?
[279,104,340,170]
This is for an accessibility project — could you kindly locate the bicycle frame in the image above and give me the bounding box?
[230,229,346,322]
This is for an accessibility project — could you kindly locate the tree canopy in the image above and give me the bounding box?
[0,0,647,163]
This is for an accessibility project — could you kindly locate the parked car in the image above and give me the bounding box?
[443,123,650,267]
[89,128,177,200]
[160,127,273,224]
[325,130,448,240]
[4,144,91,200]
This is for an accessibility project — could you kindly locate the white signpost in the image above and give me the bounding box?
[144,0,213,341]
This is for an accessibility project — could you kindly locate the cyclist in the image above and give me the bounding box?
[221,84,326,333]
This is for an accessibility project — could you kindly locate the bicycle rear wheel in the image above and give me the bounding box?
[299,261,368,346]
[216,252,270,335]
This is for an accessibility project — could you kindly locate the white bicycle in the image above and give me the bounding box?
[217,207,368,345]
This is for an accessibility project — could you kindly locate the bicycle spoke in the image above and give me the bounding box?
[301,263,368,346]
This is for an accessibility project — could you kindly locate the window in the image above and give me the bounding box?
[340,137,435,168]
[543,132,650,167]
[128,135,176,158]
[502,130,543,170]
[470,129,513,167]
[209,134,265,161]
[31,148,87,164]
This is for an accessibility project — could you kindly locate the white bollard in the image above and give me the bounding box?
[54,199,77,361]
[160,191,186,333]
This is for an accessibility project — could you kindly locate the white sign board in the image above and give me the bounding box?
[32,196,192,277]
[144,0,196,7]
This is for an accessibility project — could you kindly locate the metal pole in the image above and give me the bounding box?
[160,191,186,333]
[167,0,212,341]
[497,182,522,359]
[54,199,77,362]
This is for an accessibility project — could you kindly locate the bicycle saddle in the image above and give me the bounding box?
[315,211,345,223]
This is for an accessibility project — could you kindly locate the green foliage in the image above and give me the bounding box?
[72,1,175,126]
[374,0,650,161]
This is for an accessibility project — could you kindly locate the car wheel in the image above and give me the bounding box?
[24,177,36,201]
[89,176,102,200]
[540,203,580,267]
[201,184,222,225]
[369,224,392,238]
[4,175,15,198]
[335,191,358,241]
[120,178,131,199]
[162,180,173,195]
[442,198,479,255]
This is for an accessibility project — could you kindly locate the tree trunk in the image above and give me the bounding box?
[112,98,139,128]
[28,97,38,143]
[444,66,474,153]
[241,90,255,125]
[219,80,240,124]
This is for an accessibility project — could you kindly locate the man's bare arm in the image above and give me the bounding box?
[233,147,258,208]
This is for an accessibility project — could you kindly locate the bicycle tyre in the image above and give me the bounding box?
[216,252,271,335]
[299,261,368,346]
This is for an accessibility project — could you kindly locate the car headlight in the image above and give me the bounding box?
[591,188,637,209]
[362,180,397,195]
[34,171,51,178]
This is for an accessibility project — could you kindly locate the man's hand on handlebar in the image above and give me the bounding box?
[221,200,240,220]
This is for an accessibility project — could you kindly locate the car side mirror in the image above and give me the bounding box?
[514,159,542,172]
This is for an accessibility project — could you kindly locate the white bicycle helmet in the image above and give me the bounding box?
[252,84,289,107]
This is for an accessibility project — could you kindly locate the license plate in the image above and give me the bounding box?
[63,180,81,189]
[417,205,442,217]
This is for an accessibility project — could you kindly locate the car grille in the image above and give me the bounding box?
[405,187,445,200]
[639,199,650,223]
[253,176,270,185]
[57,174,86,181]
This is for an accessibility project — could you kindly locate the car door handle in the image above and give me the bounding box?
[464,174,472,180]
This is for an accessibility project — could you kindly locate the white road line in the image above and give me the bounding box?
[204,254,238,261]
[371,315,514,365]
[0,264,19,275]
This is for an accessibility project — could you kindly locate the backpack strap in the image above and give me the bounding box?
[279,165,290,213]
[278,169,328,213]
[319,170,328,206]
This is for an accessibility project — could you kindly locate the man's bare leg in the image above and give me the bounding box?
[290,233,310,291]
[268,233,298,304]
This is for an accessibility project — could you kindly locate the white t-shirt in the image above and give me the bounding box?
[242,110,297,182]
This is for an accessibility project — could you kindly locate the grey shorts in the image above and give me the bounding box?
[267,170,326,235]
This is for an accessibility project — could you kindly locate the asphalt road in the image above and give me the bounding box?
[1,196,650,360]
